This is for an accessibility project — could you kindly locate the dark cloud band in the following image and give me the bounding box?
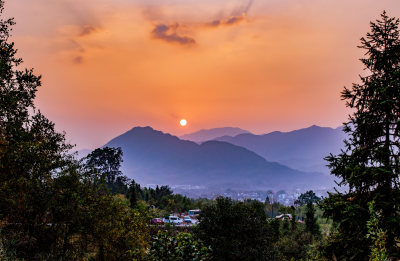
[152,24,195,45]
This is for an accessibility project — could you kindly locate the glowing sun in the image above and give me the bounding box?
[180,119,187,126]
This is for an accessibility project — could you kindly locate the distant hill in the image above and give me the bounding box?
[104,126,334,190]
[180,127,250,143]
[215,125,346,174]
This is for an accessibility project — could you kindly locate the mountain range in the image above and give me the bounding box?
[180,127,250,143]
[103,126,335,191]
[214,125,346,174]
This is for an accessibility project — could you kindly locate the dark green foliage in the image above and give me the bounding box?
[295,190,321,206]
[265,200,283,218]
[0,3,150,258]
[366,201,389,261]
[305,202,320,237]
[128,179,141,208]
[196,197,272,261]
[322,11,400,260]
[85,147,124,183]
[158,194,194,213]
[273,225,312,261]
[146,230,211,261]
[141,185,173,206]
[0,0,73,257]
[127,182,197,213]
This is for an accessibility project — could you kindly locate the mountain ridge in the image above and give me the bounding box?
[103,126,333,190]
[180,127,250,143]
[214,125,346,174]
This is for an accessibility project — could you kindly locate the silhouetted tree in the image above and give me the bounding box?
[0,3,150,258]
[0,1,74,257]
[295,190,321,206]
[128,179,141,208]
[321,11,400,259]
[305,202,320,237]
[196,197,273,261]
[85,146,123,184]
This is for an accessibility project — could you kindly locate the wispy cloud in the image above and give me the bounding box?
[208,13,247,27]
[78,25,99,37]
[69,24,102,63]
[152,23,196,45]
[73,55,84,64]
[208,0,254,28]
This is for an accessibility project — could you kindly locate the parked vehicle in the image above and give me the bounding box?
[166,215,182,224]
[188,209,200,217]
[152,218,164,224]
[183,216,192,223]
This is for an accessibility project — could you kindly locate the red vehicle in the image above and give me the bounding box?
[152,218,164,224]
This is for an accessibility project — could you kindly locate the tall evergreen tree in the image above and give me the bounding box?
[321,11,400,260]
[305,202,319,237]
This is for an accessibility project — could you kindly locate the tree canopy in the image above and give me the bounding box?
[295,190,321,206]
[0,2,150,259]
[322,11,400,260]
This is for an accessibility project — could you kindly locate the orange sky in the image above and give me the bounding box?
[4,0,400,149]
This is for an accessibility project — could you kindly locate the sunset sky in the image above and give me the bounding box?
[4,0,400,149]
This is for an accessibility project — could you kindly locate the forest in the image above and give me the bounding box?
[1,0,400,260]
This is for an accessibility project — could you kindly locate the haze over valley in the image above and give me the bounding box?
[76,124,346,198]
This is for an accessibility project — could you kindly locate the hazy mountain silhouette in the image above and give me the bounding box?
[214,125,346,174]
[180,127,250,143]
[104,126,334,190]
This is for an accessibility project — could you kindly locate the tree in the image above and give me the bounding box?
[85,147,124,184]
[196,197,273,261]
[128,179,141,208]
[0,3,150,258]
[305,202,320,237]
[321,11,400,260]
[146,231,211,261]
[0,0,74,257]
[295,190,321,206]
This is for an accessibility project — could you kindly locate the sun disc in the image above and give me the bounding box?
[180,119,187,126]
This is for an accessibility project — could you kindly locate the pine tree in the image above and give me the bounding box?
[321,11,400,260]
[305,202,319,237]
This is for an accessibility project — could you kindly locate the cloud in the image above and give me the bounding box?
[243,0,255,15]
[208,13,247,27]
[69,25,102,63]
[152,23,196,45]
[208,0,254,28]
[78,25,99,37]
[73,55,84,64]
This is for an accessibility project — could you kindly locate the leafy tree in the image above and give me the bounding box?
[295,190,321,206]
[87,194,150,260]
[321,11,400,260]
[196,197,272,261]
[0,3,150,259]
[0,0,74,257]
[366,201,388,261]
[146,230,211,261]
[85,147,124,184]
[158,194,194,213]
[273,225,312,261]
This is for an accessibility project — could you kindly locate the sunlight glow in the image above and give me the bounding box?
[180,119,187,126]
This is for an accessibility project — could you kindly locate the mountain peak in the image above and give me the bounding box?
[180,127,250,143]
[129,126,155,132]
[102,126,331,190]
